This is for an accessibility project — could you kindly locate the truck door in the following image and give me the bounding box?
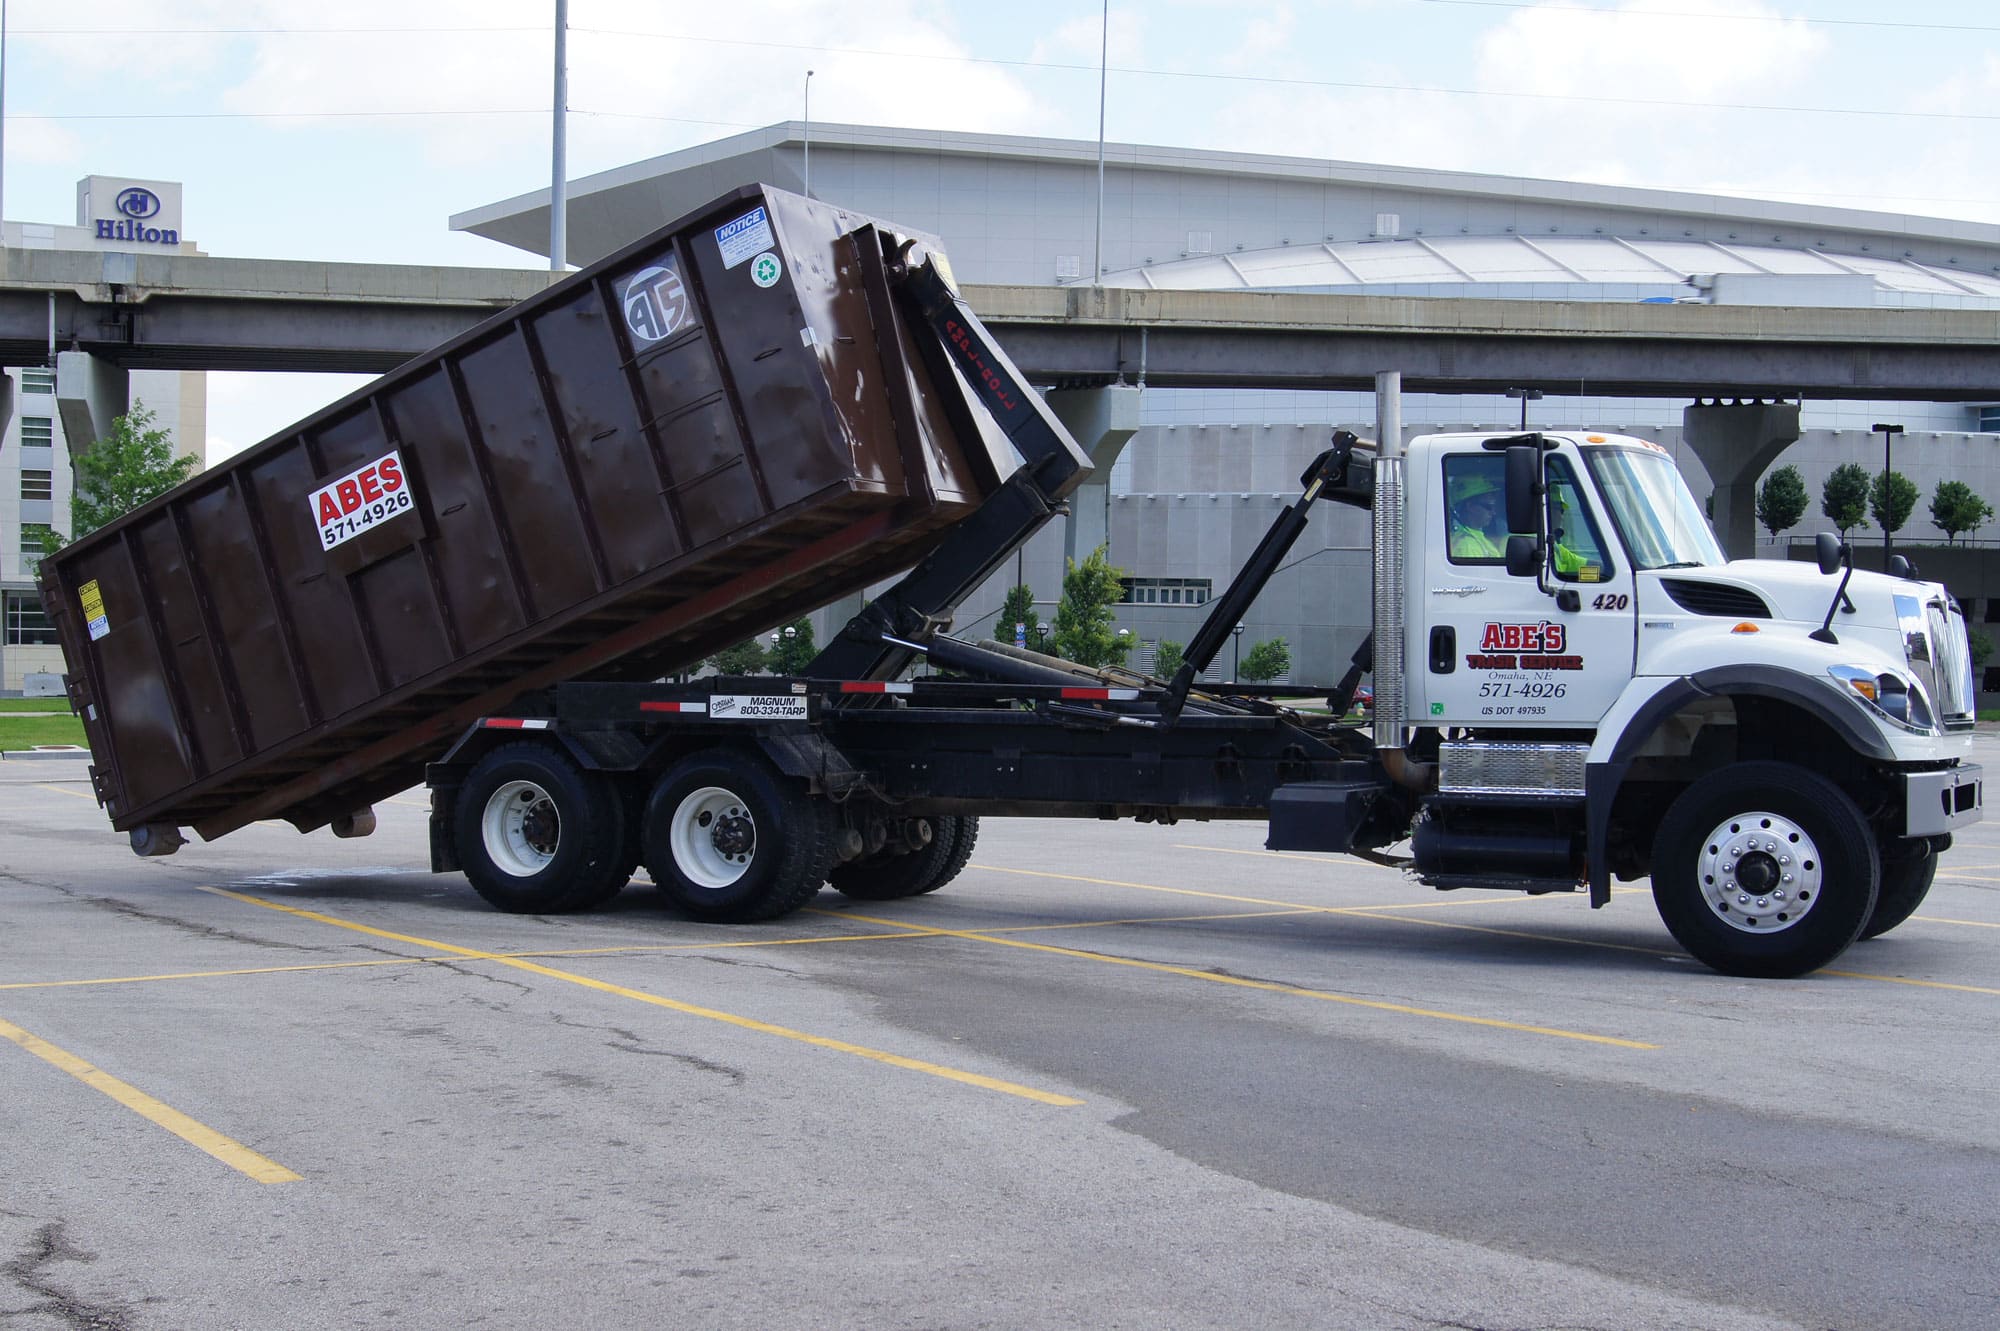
[1416,448,1636,728]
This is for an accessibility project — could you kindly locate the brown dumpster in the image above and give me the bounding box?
[39,184,1018,849]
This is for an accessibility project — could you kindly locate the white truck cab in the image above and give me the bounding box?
[1323,429,1985,977]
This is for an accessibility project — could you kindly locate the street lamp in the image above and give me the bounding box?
[1874,422,1905,564]
[1506,388,1543,430]
[803,70,815,198]
[1231,623,1245,681]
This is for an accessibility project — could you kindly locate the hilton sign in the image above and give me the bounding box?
[79,176,184,249]
[95,186,179,246]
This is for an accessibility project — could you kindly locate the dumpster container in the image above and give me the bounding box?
[40,184,1017,851]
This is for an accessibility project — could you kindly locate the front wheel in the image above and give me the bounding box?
[1651,762,1878,978]
[643,748,835,923]
[454,742,632,914]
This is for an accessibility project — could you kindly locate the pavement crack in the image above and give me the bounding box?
[49,886,318,952]
[3,1220,135,1331]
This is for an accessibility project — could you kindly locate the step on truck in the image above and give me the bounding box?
[40,185,1983,978]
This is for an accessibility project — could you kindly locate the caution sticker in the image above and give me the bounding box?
[79,579,109,641]
[309,450,414,551]
[708,694,810,721]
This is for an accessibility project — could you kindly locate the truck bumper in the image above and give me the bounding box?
[1904,764,1983,838]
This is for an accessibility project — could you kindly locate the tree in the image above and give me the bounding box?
[1820,463,1872,540]
[705,639,768,675]
[1868,469,1918,544]
[1930,480,1995,546]
[766,618,817,674]
[25,401,196,551]
[1755,464,1809,539]
[1050,545,1132,668]
[1151,640,1187,681]
[996,584,1042,648]
[1239,638,1292,683]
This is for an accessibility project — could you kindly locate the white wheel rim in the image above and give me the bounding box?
[482,779,560,878]
[1696,810,1822,934]
[671,785,755,889]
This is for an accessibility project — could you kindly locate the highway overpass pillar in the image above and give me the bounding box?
[1682,399,1801,559]
[56,350,130,452]
[1048,385,1143,569]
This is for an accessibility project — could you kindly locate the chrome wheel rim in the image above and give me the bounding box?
[1696,810,1821,934]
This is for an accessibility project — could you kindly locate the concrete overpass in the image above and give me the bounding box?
[4,249,1999,402]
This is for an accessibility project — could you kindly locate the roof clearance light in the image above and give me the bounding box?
[1586,434,1607,443]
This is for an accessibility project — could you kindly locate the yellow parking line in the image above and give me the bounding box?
[827,909,1657,1049]
[0,1015,300,1184]
[1902,915,2000,929]
[203,888,1081,1107]
[36,783,93,800]
[0,958,424,990]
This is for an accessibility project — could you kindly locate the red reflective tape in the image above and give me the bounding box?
[1059,688,1110,700]
[482,718,551,729]
[640,701,707,714]
[838,681,912,694]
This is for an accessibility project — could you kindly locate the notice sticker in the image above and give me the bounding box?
[309,450,414,552]
[79,579,109,642]
[715,206,775,269]
[708,694,810,721]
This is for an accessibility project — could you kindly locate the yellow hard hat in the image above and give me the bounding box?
[1452,473,1501,505]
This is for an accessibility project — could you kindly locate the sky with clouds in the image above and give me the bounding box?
[5,0,1997,456]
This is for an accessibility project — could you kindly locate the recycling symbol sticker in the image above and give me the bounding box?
[749,251,783,289]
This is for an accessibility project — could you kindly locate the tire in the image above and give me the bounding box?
[1650,762,1879,979]
[454,742,633,914]
[1859,841,1939,941]
[829,815,980,901]
[642,748,835,923]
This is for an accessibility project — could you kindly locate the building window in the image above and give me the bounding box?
[1186,230,1212,255]
[4,593,56,645]
[19,416,53,448]
[19,367,54,394]
[1120,577,1213,606]
[1055,254,1081,280]
[1981,406,2000,434]
[21,469,52,501]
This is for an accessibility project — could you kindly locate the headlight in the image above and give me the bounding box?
[1828,664,1937,733]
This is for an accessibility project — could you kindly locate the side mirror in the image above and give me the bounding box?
[1504,445,1540,535]
[1887,554,1914,580]
[1814,531,1844,576]
[1505,534,1542,578]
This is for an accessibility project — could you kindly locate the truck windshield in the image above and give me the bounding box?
[1585,447,1726,570]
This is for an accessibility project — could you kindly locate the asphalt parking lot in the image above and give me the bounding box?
[4,743,1997,1330]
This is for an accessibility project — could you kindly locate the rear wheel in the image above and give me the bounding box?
[829,815,980,901]
[1651,762,1878,978]
[454,742,631,914]
[1860,840,1940,940]
[643,748,834,923]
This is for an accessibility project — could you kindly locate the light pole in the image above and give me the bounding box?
[803,70,815,198]
[1506,387,1542,430]
[1231,623,1244,682]
[1874,422,1905,564]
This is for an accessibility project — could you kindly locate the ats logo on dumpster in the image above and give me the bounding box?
[622,261,691,343]
[310,451,413,551]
